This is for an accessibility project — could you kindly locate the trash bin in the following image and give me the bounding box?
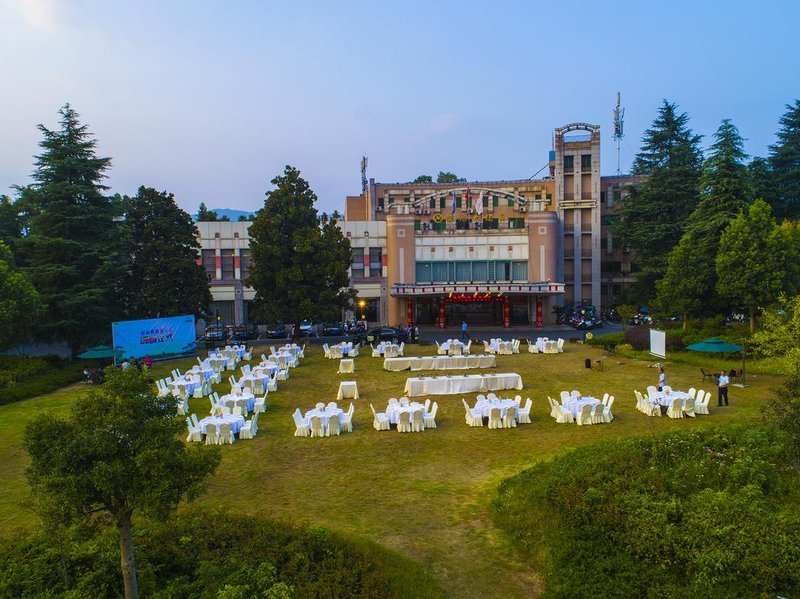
[585,358,592,369]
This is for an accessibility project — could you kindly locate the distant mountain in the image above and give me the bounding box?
[194,208,255,221]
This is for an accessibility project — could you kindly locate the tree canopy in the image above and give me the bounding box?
[16,104,124,353]
[123,187,212,319]
[24,368,220,599]
[411,175,434,184]
[436,171,466,183]
[0,195,21,255]
[196,202,229,222]
[0,241,42,350]
[769,99,800,219]
[616,100,703,301]
[247,166,355,326]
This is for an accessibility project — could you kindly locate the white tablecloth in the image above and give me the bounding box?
[375,342,399,355]
[474,398,516,419]
[649,391,692,408]
[198,414,245,434]
[440,340,465,352]
[385,402,427,425]
[337,381,359,400]
[487,340,512,353]
[403,373,523,396]
[338,359,355,374]
[234,373,267,394]
[304,407,344,428]
[384,355,496,372]
[254,363,279,376]
[218,393,255,412]
[534,338,549,353]
[171,377,200,396]
[188,366,214,381]
[562,396,601,418]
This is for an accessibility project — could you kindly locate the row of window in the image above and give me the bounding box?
[376,194,551,210]
[201,249,251,281]
[351,247,382,278]
[414,217,526,232]
[563,154,593,170]
[415,260,528,284]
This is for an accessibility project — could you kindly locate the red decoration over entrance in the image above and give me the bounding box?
[502,297,510,329]
[406,299,414,326]
[535,296,544,328]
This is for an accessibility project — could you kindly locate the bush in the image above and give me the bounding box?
[585,332,624,348]
[0,356,85,406]
[492,425,800,598]
[0,510,444,598]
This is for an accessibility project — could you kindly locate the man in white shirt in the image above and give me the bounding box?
[718,371,730,406]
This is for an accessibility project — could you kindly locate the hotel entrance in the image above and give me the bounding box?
[414,294,530,326]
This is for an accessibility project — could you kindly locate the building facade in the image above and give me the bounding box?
[197,122,641,327]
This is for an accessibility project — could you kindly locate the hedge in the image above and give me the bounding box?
[0,356,85,406]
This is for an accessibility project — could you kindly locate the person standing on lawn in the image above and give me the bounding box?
[718,371,729,406]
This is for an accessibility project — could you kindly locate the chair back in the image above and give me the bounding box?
[219,423,232,442]
[310,416,323,434]
[328,414,340,434]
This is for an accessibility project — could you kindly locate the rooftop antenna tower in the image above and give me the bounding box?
[361,156,370,214]
[612,92,625,176]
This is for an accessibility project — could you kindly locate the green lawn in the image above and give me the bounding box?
[0,341,779,598]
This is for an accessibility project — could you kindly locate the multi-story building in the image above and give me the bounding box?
[197,122,642,327]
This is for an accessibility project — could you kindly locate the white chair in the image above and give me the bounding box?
[323,344,331,358]
[518,398,532,424]
[662,385,673,394]
[276,369,288,381]
[327,414,341,436]
[192,375,204,399]
[341,403,354,433]
[254,393,267,414]
[576,403,594,426]
[695,391,710,415]
[411,410,425,433]
[185,418,203,443]
[487,392,498,401]
[571,390,581,398]
[326,401,338,410]
[590,403,605,425]
[310,416,325,437]
[602,393,610,405]
[476,394,486,403]
[557,338,565,353]
[267,374,278,392]
[687,387,697,399]
[424,398,431,413]
[388,397,399,406]
[682,396,696,418]
[503,406,517,429]
[548,396,560,419]
[528,340,539,354]
[463,398,483,427]
[240,418,255,439]
[400,396,410,406]
[667,397,684,419]
[435,340,445,355]
[488,407,503,429]
[398,342,405,356]
[371,344,380,357]
[293,408,309,437]
[424,402,438,428]
[647,385,658,397]
[218,423,235,445]
[397,411,412,433]
[603,396,615,423]
[370,404,390,431]
[204,422,219,445]
[560,391,571,404]
[241,364,252,375]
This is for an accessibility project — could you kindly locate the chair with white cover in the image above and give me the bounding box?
[218,423,235,445]
[293,409,310,437]
[465,340,472,353]
[240,417,255,439]
[241,364,252,375]
[424,402,438,428]
[591,403,605,424]
[694,391,710,415]
[371,344,380,357]
[251,411,260,435]
[186,418,202,443]
[221,406,231,416]
[341,403,354,432]
[267,373,278,392]
[518,398,532,424]
[503,406,517,428]
[687,387,697,399]
[682,396,696,418]
[398,342,405,356]
[571,390,581,398]
[298,344,306,358]
[384,345,398,358]
[449,344,462,356]
[323,344,331,359]
[667,397,684,419]
[528,340,539,354]
[560,391,571,404]
[276,369,288,381]
[400,396,410,406]
[488,407,503,429]
[557,338,565,353]
[327,414,341,436]
[326,401,338,410]
[576,403,594,426]
[411,410,425,432]
[634,390,644,412]
[436,340,446,355]
[254,393,267,414]
[476,394,486,403]
[602,393,610,405]
[192,375,205,399]
[662,385,672,394]
[205,422,219,445]
[487,392,498,401]
[548,396,560,419]
[310,416,325,438]
[370,404,390,431]
[601,397,615,423]
[397,411,412,433]
[512,339,520,354]
[232,406,243,417]
[462,398,483,427]
[647,385,658,397]
[388,397,399,406]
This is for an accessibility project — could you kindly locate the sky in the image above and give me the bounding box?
[1,0,799,215]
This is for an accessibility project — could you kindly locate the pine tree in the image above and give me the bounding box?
[0,241,42,349]
[17,104,123,353]
[123,187,212,319]
[616,100,703,300]
[769,99,800,219]
[247,166,355,327]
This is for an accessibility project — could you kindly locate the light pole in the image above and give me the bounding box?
[358,300,366,324]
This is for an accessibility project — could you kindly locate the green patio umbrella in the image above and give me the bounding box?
[76,345,122,359]
[685,337,746,385]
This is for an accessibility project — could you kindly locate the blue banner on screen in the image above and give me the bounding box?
[112,315,197,364]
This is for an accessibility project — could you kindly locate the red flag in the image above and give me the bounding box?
[465,187,470,208]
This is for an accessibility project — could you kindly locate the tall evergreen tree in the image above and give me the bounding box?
[16,104,123,353]
[616,100,703,301]
[0,196,21,256]
[123,187,211,320]
[247,166,355,327]
[196,202,219,221]
[0,241,42,350]
[716,199,785,332]
[769,99,800,220]
[658,119,751,319]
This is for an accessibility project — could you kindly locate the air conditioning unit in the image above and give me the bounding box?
[376,206,383,212]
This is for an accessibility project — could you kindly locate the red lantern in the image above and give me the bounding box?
[535,296,544,328]
[503,297,510,329]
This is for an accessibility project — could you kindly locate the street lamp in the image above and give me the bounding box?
[358,300,366,322]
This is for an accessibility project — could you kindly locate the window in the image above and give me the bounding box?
[600,191,606,203]
[613,190,621,202]
[483,195,489,207]
[455,262,471,282]
[455,196,462,208]
[439,196,446,209]
[351,248,364,278]
[368,247,382,277]
[472,261,488,281]
[429,198,435,209]
[239,249,251,281]
[202,250,216,280]
[563,155,574,171]
[508,218,525,229]
[511,261,528,281]
[220,249,235,280]
[415,262,431,283]
[581,154,592,170]
[507,197,515,206]
[482,218,499,229]
[495,261,511,281]
[600,238,607,250]
[601,215,620,226]
[492,196,499,208]
[431,262,448,282]
[377,197,385,210]
[414,220,421,231]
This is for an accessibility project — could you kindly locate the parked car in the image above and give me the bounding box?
[322,322,344,336]
[231,323,258,340]
[299,320,314,335]
[204,325,227,346]
[365,327,407,343]
[265,323,287,338]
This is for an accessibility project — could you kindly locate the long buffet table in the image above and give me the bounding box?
[384,354,496,372]
[403,373,523,396]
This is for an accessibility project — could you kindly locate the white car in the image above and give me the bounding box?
[299,320,313,335]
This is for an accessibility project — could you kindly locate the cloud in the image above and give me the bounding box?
[8,0,61,32]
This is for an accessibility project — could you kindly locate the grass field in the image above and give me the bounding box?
[0,340,780,598]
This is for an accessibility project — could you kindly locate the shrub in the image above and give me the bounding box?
[0,357,85,406]
[585,332,624,348]
[492,425,800,598]
[0,510,444,598]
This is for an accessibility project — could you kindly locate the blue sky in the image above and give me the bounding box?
[1,0,798,214]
